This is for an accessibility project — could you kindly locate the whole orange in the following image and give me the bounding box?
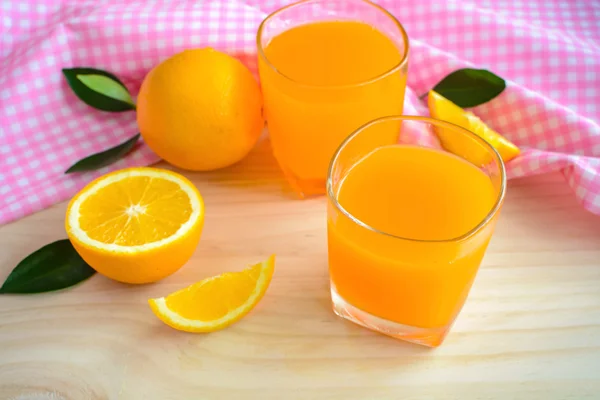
[137,48,264,171]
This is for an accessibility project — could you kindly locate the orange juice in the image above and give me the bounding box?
[258,19,407,196]
[328,145,498,330]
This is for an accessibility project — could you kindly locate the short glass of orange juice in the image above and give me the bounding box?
[257,0,408,197]
[327,116,506,347]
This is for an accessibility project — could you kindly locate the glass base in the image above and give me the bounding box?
[331,286,450,347]
[272,152,326,198]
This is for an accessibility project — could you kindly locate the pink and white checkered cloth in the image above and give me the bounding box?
[1,0,599,225]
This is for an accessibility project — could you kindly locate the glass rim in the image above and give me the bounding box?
[326,115,507,243]
[256,0,410,90]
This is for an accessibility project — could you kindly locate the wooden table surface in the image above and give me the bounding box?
[1,138,599,400]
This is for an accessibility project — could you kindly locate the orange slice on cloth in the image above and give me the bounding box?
[428,90,520,165]
[66,167,204,284]
[148,255,275,332]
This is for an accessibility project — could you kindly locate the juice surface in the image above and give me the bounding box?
[259,21,406,188]
[264,21,400,86]
[328,145,498,328]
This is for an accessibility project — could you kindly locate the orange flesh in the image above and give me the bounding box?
[165,265,262,320]
[78,176,193,245]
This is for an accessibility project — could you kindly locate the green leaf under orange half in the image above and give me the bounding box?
[0,239,96,294]
[62,67,135,112]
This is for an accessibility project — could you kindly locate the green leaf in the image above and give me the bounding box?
[77,74,135,107]
[65,134,140,173]
[432,68,506,108]
[62,67,136,112]
[0,239,96,294]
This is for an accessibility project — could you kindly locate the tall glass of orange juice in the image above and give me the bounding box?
[257,0,408,197]
[327,116,506,347]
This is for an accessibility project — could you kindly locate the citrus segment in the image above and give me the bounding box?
[148,255,275,332]
[428,90,520,165]
[65,167,204,284]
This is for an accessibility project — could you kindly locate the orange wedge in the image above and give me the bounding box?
[148,255,275,332]
[428,90,520,165]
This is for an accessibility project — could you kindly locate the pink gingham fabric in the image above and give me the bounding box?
[1,0,599,225]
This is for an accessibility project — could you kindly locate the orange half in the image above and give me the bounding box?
[65,167,204,284]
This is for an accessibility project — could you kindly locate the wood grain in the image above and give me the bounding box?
[1,138,599,400]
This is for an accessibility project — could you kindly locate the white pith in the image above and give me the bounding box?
[68,169,202,253]
[151,260,272,328]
